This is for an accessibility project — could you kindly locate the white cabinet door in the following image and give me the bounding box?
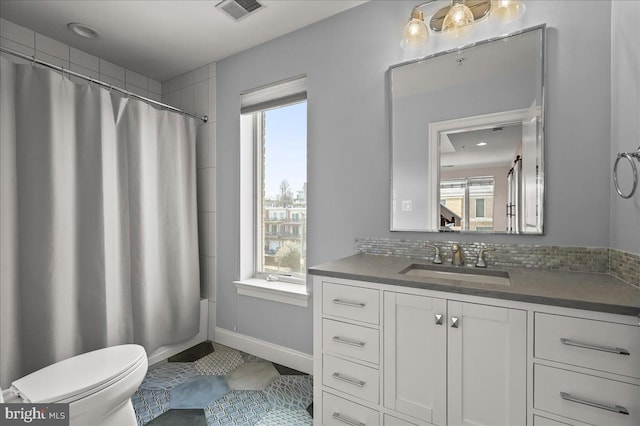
[384,292,447,425]
[447,301,527,426]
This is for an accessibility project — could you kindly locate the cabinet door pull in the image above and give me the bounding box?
[332,299,365,308]
[451,317,459,328]
[332,336,366,347]
[560,338,630,355]
[560,392,629,415]
[332,412,365,426]
[435,314,444,325]
[332,372,365,387]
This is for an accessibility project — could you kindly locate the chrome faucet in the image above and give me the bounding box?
[451,243,463,266]
[425,244,443,264]
[475,248,494,268]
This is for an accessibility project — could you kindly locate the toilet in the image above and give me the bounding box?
[2,344,147,426]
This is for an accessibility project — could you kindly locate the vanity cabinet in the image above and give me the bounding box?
[314,277,527,426]
[311,253,640,426]
[384,293,526,426]
[532,312,640,426]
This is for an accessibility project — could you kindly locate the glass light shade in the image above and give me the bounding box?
[442,2,475,37]
[491,0,526,22]
[401,15,429,51]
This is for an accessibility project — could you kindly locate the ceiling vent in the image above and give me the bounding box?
[216,0,264,21]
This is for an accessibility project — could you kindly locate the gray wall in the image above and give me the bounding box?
[217,1,616,355]
[610,1,640,254]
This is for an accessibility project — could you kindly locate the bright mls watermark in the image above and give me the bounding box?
[0,404,69,425]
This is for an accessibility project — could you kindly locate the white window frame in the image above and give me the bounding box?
[235,76,309,306]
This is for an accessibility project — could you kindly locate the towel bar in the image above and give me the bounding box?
[613,146,640,199]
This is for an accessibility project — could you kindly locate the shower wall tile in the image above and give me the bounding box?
[207,123,217,167]
[70,63,99,82]
[0,18,34,48]
[194,65,209,84]
[99,59,125,81]
[126,82,148,98]
[125,69,148,90]
[148,92,161,102]
[181,70,195,88]
[0,37,33,61]
[100,74,125,89]
[149,79,162,96]
[70,47,98,72]
[196,125,210,169]
[35,33,69,61]
[36,51,68,69]
[208,77,217,122]
[194,80,208,116]
[201,255,216,301]
[182,84,195,115]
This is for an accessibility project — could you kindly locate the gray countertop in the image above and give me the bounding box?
[308,253,640,316]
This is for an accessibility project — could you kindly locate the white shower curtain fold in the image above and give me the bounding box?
[0,57,200,388]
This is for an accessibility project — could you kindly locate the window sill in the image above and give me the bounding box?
[234,278,309,307]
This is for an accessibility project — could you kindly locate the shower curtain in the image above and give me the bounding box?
[0,57,200,388]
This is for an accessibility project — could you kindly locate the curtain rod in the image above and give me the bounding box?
[0,46,208,123]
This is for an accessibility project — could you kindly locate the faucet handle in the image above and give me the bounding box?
[475,248,494,268]
[425,244,443,264]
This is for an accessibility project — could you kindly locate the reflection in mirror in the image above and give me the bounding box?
[390,25,545,234]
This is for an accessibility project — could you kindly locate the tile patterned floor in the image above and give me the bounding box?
[132,343,313,426]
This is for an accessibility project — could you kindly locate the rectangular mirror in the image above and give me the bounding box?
[390,25,545,233]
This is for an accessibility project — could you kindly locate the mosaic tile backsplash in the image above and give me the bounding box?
[355,238,639,286]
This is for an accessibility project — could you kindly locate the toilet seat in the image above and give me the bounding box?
[10,345,146,404]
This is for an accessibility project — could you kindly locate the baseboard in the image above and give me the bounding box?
[214,327,313,375]
[147,298,209,366]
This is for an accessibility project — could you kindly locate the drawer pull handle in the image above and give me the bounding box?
[332,299,365,308]
[560,338,630,355]
[560,392,629,415]
[332,412,365,426]
[451,317,459,328]
[332,372,366,387]
[435,314,444,325]
[332,336,366,347]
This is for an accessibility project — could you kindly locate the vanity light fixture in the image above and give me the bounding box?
[401,0,526,52]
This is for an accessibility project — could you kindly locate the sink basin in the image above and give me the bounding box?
[399,263,511,286]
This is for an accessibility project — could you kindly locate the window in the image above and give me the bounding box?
[240,76,307,284]
[475,198,485,218]
[440,177,494,231]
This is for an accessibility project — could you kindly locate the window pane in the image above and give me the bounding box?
[259,101,307,279]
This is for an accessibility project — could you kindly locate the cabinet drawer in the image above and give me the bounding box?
[323,319,379,364]
[534,364,640,426]
[323,354,379,404]
[323,282,379,325]
[533,415,572,426]
[383,414,419,426]
[535,313,640,378]
[323,392,379,426]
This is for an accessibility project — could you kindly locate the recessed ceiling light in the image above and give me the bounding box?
[477,142,488,146]
[67,23,100,39]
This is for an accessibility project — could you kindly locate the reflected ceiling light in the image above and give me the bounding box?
[477,142,488,146]
[401,0,525,52]
[67,22,100,39]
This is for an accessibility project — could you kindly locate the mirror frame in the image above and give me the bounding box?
[389,24,546,234]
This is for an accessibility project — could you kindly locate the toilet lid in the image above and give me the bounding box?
[11,344,146,403]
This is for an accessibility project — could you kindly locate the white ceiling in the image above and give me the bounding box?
[0,0,366,82]
[441,123,522,170]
